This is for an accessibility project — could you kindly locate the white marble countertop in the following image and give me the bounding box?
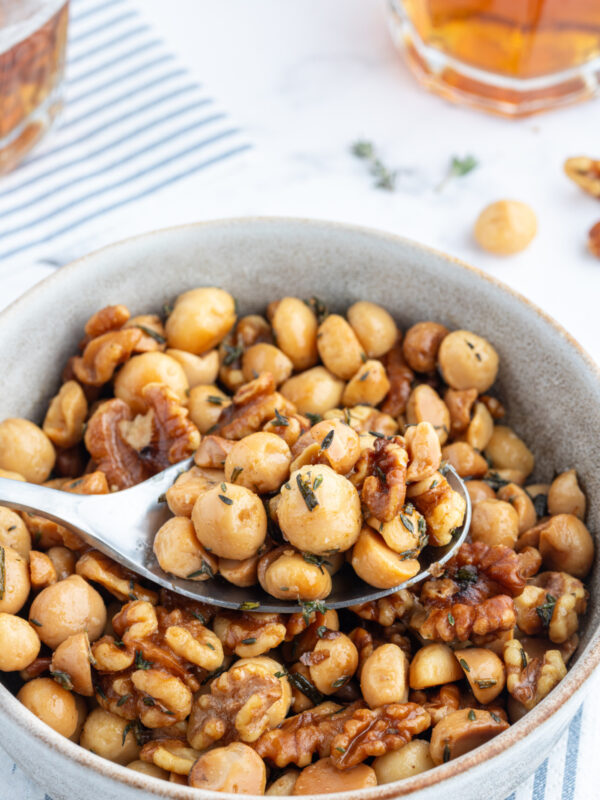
[1,2,600,798]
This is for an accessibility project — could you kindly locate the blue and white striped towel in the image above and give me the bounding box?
[0,0,251,265]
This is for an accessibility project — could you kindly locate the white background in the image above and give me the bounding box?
[2,1,600,798]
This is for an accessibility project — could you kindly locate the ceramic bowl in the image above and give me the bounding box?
[0,218,598,800]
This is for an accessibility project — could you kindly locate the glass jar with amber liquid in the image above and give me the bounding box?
[388,0,600,116]
[0,0,69,173]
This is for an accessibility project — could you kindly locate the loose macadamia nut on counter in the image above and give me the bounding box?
[474,200,537,255]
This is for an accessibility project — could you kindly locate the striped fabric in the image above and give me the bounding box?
[0,0,251,264]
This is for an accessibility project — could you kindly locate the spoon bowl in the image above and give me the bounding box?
[0,462,471,612]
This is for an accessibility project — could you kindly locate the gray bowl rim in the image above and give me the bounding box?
[0,215,599,800]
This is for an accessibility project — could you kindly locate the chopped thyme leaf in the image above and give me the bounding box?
[332,675,348,688]
[316,625,327,638]
[400,513,414,533]
[30,618,42,627]
[239,601,260,611]
[117,694,131,707]
[313,474,323,490]
[456,565,478,586]
[157,492,167,503]
[443,743,451,763]
[336,746,346,754]
[532,493,548,518]
[447,612,455,626]
[274,408,289,427]
[468,710,476,721]
[302,552,331,573]
[306,412,322,426]
[296,474,319,512]
[142,696,155,706]
[192,610,206,625]
[223,344,244,366]
[218,494,233,505]
[483,472,510,490]
[221,482,227,492]
[301,600,329,625]
[535,594,557,628]
[94,684,107,700]
[207,395,224,405]
[286,670,326,705]
[459,658,470,672]
[520,648,528,670]
[51,669,73,690]
[304,296,329,325]
[134,650,152,670]
[135,324,166,344]
[490,711,502,723]
[241,637,257,645]
[230,466,244,483]
[187,561,215,579]
[476,679,497,689]
[201,665,227,685]
[320,429,334,450]
[359,370,370,381]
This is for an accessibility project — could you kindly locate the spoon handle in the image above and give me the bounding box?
[0,477,92,533]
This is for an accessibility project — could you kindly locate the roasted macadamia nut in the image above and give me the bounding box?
[225,432,291,493]
[539,514,594,578]
[271,297,318,371]
[242,343,293,386]
[277,465,362,555]
[438,330,499,393]
[342,360,390,408]
[165,287,236,354]
[258,546,332,601]
[18,677,79,738]
[281,367,344,416]
[43,381,88,449]
[188,385,231,433]
[347,301,398,358]
[442,441,487,479]
[0,418,55,483]
[360,643,408,708]
[189,741,267,794]
[293,758,377,795]
[309,633,358,694]
[114,352,188,413]
[28,574,106,649]
[127,760,169,780]
[0,613,40,671]
[474,200,537,256]
[548,470,586,519]
[454,647,506,703]
[430,708,509,765]
[153,516,217,580]
[406,385,451,444]
[374,739,435,783]
[403,321,448,373]
[485,425,534,478]
[192,483,266,560]
[0,545,30,614]
[80,708,141,764]
[351,526,420,588]
[317,314,365,380]
[470,499,519,548]
[409,644,464,689]
[166,348,220,387]
[0,507,31,560]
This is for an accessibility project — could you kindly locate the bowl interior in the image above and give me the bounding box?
[0,217,598,798]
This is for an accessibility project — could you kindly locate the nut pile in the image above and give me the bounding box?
[0,288,594,794]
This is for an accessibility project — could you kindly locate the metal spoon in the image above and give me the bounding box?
[0,463,471,613]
